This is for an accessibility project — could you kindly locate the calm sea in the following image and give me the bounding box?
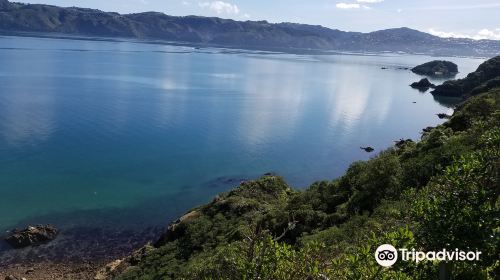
[0,35,484,261]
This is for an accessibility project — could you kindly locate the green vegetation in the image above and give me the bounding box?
[433,56,500,97]
[411,60,458,77]
[114,58,500,280]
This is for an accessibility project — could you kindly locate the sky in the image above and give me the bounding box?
[23,0,500,40]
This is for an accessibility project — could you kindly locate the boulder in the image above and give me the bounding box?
[360,146,374,153]
[412,60,458,77]
[410,78,435,90]
[5,225,58,248]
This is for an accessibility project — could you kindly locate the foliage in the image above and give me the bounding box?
[118,74,500,279]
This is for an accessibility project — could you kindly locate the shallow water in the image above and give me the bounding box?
[0,36,485,259]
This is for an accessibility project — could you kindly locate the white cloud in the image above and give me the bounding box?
[336,2,372,9]
[429,28,500,40]
[182,1,191,6]
[198,1,240,15]
[357,0,383,3]
[336,3,360,9]
[336,3,372,9]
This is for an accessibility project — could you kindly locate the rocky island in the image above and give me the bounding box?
[411,60,458,77]
[410,78,436,91]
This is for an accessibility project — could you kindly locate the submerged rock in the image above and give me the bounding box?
[5,225,58,248]
[360,146,374,153]
[410,78,435,90]
[412,60,458,77]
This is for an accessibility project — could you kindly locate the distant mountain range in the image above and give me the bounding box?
[1,0,499,57]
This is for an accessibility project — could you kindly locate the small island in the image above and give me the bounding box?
[410,78,435,91]
[411,60,458,77]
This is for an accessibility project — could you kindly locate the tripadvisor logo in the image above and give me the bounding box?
[375,244,398,267]
[374,244,482,267]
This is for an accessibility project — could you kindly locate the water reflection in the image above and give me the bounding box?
[0,36,485,233]
[0,54,57,147]
[239,58,306,148]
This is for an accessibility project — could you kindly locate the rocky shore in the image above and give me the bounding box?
[0,261,102,280]
[0,225,164,280]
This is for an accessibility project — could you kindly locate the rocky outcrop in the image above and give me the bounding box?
[360,146,374,153]
[94,244,155,280]
[410,78,435,90]
[4,225,58,248]
[154,210,201,247]
[412,61,458,77]
[432,56,500,97]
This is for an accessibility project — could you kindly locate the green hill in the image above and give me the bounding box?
[96,57,500,280]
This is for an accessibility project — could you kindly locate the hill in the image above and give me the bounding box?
[0,0,499,56]
[94,57,500,279]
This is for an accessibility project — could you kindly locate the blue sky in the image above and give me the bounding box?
[24,0,500,39]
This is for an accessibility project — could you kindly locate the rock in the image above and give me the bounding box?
[95,244,155,280]
[25,268,35,274]
[4,225,58,248]
[154,211,200,247]
[5,276,20,280]
[412,60,458,77]
[437,113,451,119]
[360,146,374,153]
[410,78,435,90]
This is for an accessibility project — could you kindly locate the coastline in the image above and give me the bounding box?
[0,261,102,280]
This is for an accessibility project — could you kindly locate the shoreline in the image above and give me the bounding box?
[0,225,164,279]
[0,32,492,59]
[0,261,103,280]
